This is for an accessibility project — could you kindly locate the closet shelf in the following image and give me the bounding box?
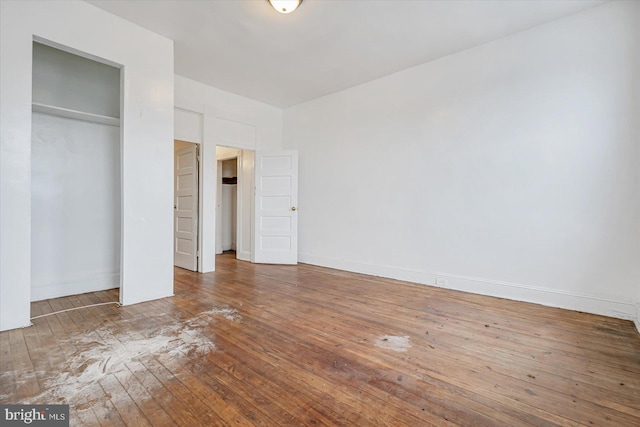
[32,103,120,127]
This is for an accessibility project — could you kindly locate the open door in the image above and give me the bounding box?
[253,150,298,264]
[174,144,199,270]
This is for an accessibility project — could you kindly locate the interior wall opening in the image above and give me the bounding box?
[30,41,122,310]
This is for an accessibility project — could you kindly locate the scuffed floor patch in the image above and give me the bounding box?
[15,306,241,412]
[374,335,411,352]
[201,307,242,322]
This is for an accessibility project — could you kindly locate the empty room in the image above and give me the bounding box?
[1,0,639,426]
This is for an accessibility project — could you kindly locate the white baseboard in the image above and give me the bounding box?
[120,291,174,307]
[31,272,120,302]
[0,318,31,332]
[298,253,637,322]
[635,304,640,335]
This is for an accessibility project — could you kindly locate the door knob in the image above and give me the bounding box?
[291,206,297,211]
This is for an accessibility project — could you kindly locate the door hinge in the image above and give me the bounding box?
[196,250,200,258]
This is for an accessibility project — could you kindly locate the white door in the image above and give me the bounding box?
[253,150,298,264]
[174,144,199,270]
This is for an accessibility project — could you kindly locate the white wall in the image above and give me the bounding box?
[32,42,120,118]
[222,159,237,178]
[31,113,121,300]
[284,1,640,321]
[175,76,283,152]
[175,75,283,271]
[0,0,174,331]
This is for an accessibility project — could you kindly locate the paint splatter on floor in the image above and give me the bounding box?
[12,306,241,414]
[374,335,411,352]
[202,307,242,322]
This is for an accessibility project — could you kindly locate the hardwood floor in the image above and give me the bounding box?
[1,253,639,426]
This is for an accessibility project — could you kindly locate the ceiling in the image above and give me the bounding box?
[88,0,605,108]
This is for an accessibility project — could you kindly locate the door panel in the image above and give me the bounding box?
[253,150,298,264]
[174,144,198,270]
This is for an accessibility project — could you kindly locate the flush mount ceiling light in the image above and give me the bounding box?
[268,0,303,14]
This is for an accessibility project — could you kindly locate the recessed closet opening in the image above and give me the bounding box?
[30,40,122,309]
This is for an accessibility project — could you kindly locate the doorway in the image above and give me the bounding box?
[215,146,254,262]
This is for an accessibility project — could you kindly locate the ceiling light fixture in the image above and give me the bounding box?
[268,0,303,14]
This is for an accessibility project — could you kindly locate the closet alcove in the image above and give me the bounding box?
[31,41,122,301]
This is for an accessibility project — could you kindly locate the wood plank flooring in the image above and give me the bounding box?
[1,253,639,426]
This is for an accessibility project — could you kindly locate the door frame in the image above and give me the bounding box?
[215,147,254,262]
